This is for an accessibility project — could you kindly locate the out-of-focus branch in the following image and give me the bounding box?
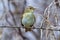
[0,0,6,20]
[7,0,27,40]
[8,0,17,26]
[5,14,13,26]
[54,0,60,7]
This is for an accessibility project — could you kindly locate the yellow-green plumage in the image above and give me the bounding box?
[22,6,35,32]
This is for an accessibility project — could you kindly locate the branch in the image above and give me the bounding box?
[8,0,17,25]
[0,25,60,31]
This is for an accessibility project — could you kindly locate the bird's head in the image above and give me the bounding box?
[24,6,35,13]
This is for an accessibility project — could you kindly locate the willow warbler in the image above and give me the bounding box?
[21,6,36,32]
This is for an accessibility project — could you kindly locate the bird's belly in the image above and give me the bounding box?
[22,17,35,26]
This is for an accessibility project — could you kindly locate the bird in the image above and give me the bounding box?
[21,6,36,32]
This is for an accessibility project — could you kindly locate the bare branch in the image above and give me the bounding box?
[8,0,17,26]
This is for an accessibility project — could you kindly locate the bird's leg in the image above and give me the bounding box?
[25,25,33,32]
[25,28,32,32]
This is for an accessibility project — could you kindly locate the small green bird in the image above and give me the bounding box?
[21,6,36,32]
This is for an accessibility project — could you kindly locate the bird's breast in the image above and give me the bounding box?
[22,15,35,26]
